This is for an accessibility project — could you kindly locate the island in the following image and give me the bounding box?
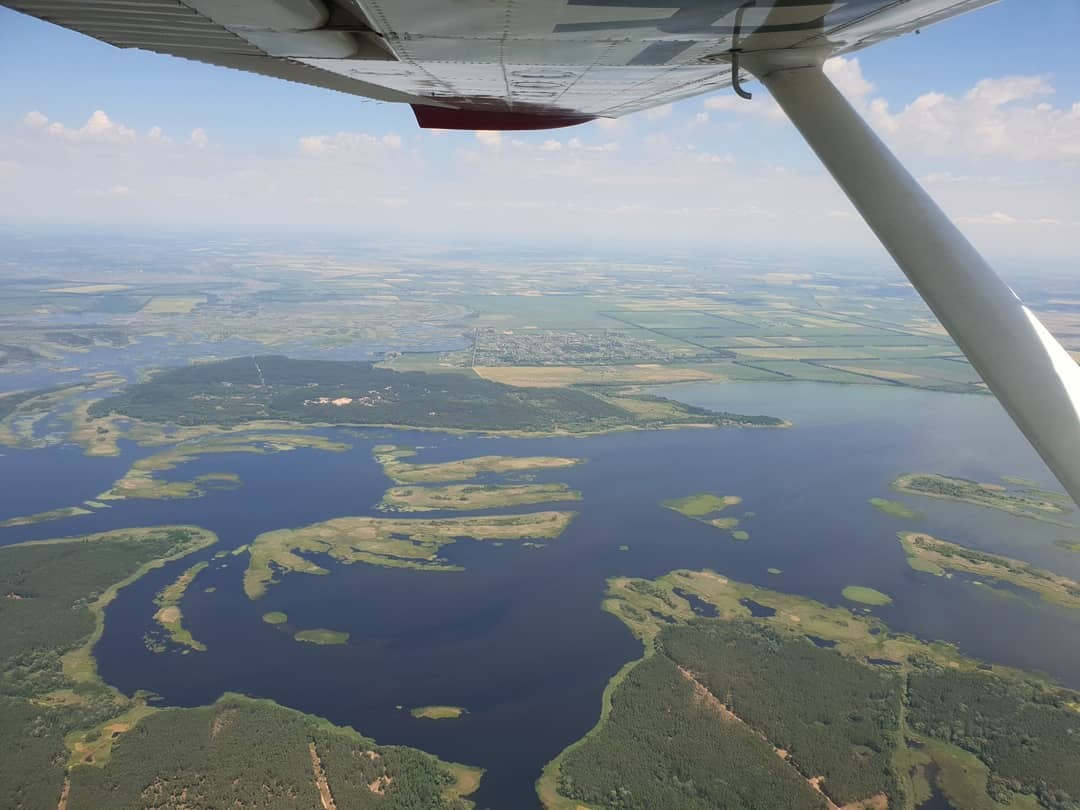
[411,706,466,720]
[262,611,288,624]
[1056,540,1080,553]
[152,560,210,652]
[899,531,1080,609]
[0,505,94,528]
[379,482,581,512]
[87,355,786,435]
[374,444,581,484]
[841,585,893,606]
[538,568,1079,810]
[294,628,349,646]
[893,472,1074,524]
[0,526,482,809]
[662,493,749,540]
[869,497,920,519]
[98,432,349,501]
[244,511,576,598]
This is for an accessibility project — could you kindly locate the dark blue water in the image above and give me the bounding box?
[3,381,1080,809]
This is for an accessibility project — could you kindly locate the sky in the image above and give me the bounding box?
[0,0,1078,265]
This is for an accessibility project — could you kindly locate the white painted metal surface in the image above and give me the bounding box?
[2,0,997,116]
[755,60,1080,505]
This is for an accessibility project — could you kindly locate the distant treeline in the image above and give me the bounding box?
[89,355,782,432]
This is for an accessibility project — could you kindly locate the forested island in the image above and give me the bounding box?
[899,531,1080,609]
[87,355,784,434]
[893,473,1074,524]
[0,526,481,809]
[539,569,1080,810]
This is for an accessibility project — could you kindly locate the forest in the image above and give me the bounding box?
[88,355,783,432]
[552,585,1080,810]
[0,528,479,810]
[557,653,829,810]
[907,663,1080,810]
[662,621,903,805]
[67,695,476,810]
[0,527,213,810]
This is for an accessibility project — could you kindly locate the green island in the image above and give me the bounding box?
[98,432,349,501]
[379,482,581,512]
[870,497,921,519]
[1056,540,1080,553]
[262,611,288,624]
[244,511,576,598]
[662,493,749,540]
[842,585,894,606]
[151,561,210,652]
[374,444,582,484]
[899,532,1080,609]
[538,568,1077,810]
[0,505,94,528]
[294,628,349,646]
[893,473,1074,524]
[768,567,783,575]
[411,706,467,720]
[0,525,482,809]
[88,355,785,435]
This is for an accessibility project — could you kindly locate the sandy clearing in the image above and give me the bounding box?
[308,742,337,810]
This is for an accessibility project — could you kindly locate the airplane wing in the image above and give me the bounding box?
[3,0,995,129]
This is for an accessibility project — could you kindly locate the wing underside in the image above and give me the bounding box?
[4,0,995,126]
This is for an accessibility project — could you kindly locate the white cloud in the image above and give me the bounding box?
[147,126,173,145]
[824,56,876,105]
[45,110,136,143]
[475,130,502,147]
[297,131,402,156]
[956,211,1063,227]
[871,73,1080,161]
[188,128,209,149]
[108,184,133,196]
[696,152,735,165]
[540,139,563,151]
[23,110,48,129]
[644,104,673,121]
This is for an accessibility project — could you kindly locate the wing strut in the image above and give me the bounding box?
[744,55,1080,505]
